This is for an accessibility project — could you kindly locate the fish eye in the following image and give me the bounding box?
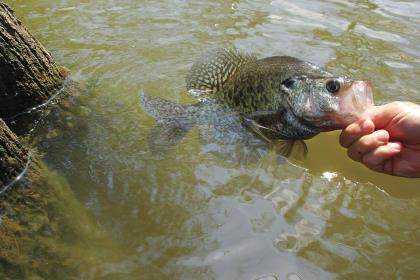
[282,78,297,89]
[326,79,340,94]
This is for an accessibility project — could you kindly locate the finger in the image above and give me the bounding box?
[340,118,375,148]
[362,142,402,173]
[347,130,390,162]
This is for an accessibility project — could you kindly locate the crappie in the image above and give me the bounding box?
[139,93,306,158]
[186,48,374,140]
[140,48,373,154]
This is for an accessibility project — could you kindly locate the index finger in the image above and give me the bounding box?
[339,118,375,148]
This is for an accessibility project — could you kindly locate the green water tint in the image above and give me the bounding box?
[0,162,120,278]
[5,0,420,278]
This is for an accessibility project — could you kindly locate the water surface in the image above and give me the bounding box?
[9,0,420,278]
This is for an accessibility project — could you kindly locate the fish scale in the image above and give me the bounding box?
[186,48,257,91]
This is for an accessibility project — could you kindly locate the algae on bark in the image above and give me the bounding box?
[0,162,119,279]
[0,1,118,278]
[0,1,69,133]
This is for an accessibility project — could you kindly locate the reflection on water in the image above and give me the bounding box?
[8,0,420,278]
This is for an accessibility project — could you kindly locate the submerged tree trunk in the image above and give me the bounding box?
[0,3,106,277]
[0,119,31,191]
[0,0,65,182]
[0,117,111,278]
[0,1,67,123]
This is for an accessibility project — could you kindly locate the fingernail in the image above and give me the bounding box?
[374,130,388,142]
[348,122,362,134]
[362,119,373,133]
[389,142,402,152]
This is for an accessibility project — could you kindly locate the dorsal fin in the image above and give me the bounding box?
[186,48,257,92]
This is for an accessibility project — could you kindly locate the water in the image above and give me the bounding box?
[8,0,420,278]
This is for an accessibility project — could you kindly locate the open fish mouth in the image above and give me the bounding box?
[339,80,374,118]
[317,80,374,131]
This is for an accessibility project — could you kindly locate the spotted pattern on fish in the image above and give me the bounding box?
[186,48,331,116]
[186,48,257,91]
[142,46,358,148]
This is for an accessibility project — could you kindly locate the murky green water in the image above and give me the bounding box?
[7,0,420,278]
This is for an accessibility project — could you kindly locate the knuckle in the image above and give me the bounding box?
[362,153,382,170]
[366,162,384,173]
[391,101,410,111]
[361,153,374,166]
[347,122,362,136]
[361,132,386,149]
[340,123,363,148]
[346,149,355,160]
[358,135,372,147]
[339,132,349,147]
[362,153,385,172]
[391,101,404,107]
[357,135,377,152]
[347,146,362,161]
[382,160,394,175]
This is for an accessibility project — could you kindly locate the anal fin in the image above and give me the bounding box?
[148,120,192,153]
[272,140,308,160]
[139,91,195,155]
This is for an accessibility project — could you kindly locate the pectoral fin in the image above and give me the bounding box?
[243,110,308,159]
[243,110,286,142]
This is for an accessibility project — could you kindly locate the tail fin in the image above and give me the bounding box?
[186,48,257,92]
[139,92,195,151]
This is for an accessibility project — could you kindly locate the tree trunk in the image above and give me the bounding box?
[0,3,119,278]
[0,119,31,191]
[0,3,109,277]
[0,1,67,123]
[0,117,111,278]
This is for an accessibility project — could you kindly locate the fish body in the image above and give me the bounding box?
[185,48,373,140]
[140,48,373,153]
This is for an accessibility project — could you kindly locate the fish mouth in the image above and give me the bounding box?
[334,80,374,127]
[310,80,374,132]
[282,79,373,137]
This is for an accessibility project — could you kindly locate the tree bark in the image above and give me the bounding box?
[0,3,106,277]
[0,1,67,122]
[0,117,110,278]
[0,119,30,190]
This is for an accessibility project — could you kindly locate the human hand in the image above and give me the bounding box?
[339,102,420,178]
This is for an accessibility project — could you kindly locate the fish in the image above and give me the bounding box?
[140,47,373,157]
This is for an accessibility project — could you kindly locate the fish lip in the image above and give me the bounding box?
[334,80,374,126]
